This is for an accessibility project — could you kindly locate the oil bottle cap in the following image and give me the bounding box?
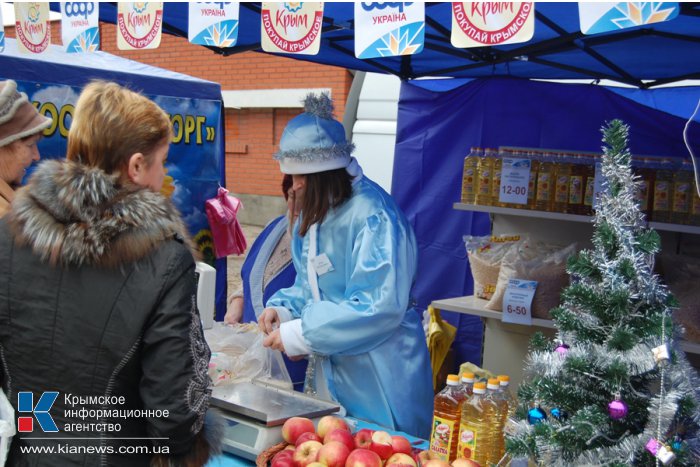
[473,382,486,394]
[446,374,460,386]
[498,375,510,386]
[461,372,475,383]
[487,378,500,390]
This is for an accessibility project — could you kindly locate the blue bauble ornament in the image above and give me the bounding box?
[551,407,567,420]
[528,406,547,425]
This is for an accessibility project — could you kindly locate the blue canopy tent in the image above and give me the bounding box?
[63,2,700,367]
[0,38,228,320]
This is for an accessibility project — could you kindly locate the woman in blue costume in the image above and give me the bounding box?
[259,94,433,439]
[224,175,307,390]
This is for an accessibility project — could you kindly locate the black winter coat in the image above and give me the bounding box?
[0,160,216,466]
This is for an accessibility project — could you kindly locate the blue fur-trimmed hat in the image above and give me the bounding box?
[274,93,354,175]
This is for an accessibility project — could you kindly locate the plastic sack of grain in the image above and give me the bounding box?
[485,241,576,319]
[465,234,524,300]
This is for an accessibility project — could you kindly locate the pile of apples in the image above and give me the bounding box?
[272,415,422,467]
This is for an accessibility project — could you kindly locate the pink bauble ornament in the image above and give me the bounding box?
[608,398,628,419]
[555,343,570,356]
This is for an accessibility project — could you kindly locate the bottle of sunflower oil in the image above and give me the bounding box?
[689,181,700,226]
[567,154,586,214]
[526,150,540,211]
[491,149,505,207]
[497,375,517,417]
[671,160,693,225]
[553,152,572,213]
[535,151,555,212]
[475,149,495,206]
[653,158,675,223]
[456,382,496,465]
[461,147,482,204]
[485,378,508,464]
[581,155,596,216]
[430,374,466,463]
[460,372,475,398]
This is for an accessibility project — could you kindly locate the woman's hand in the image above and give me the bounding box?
[224,296,244,324]
[258,307,280,334]
[262,329,286,353]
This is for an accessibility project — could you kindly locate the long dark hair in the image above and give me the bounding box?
[298,168,352,236]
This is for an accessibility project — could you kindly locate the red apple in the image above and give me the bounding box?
[282,416,316,445]
[423,460,451,467]
[390,435,412,455]
[369,430,394,460]
[451,459,481,467]
[324,428,355,452]
[297,431,323,445]
[345,448,383,467]
[306,463,326,467]
[386,452,418,467]
[272,458,295,467]
[316,415,349,439]
[293,440,323,467]
[317,441,350,467]
[416,450,438,467]
[272,449,294,464]
[354,428,374,449]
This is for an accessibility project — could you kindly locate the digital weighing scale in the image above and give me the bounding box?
[211,379,341,460]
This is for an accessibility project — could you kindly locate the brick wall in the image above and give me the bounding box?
[6,20,353,197]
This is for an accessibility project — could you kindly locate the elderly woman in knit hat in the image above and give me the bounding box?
[258,93,433,438]
[0,80,52,218]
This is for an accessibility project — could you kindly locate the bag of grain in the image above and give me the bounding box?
[485,241,576,319]
[465,234,524,300]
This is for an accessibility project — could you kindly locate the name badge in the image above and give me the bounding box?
[311,253,334,276]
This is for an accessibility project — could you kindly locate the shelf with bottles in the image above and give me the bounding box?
[431,295,700,356]
[459,146,700,234]
[454,202,700,235]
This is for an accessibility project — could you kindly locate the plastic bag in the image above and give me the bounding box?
[0,388,15,467]
[465,234,524,300]
[205,187,247,258]
[204,322,291,386]
[485,241,576,319]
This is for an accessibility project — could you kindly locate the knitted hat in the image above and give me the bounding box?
[0,80,52,148]
[274,93,354,175]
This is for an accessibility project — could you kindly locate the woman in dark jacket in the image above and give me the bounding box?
[0,81,217,466]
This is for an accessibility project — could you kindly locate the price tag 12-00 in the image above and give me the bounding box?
[499,158,531,205]
[502,279,537,325]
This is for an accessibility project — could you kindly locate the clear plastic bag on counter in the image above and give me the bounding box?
[204,322,291,386]
[485,241,576,319]
[464,234,524,300]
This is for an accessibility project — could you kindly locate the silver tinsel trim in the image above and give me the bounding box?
[273,142,356,162]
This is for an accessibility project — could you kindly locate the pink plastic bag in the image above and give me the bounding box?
[205,187,247,258]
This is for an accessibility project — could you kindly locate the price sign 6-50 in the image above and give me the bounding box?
[506,304,527,315]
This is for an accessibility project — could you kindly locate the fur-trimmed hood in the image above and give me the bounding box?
[9,159,193,268]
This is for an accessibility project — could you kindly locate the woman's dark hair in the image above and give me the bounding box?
[298,168,352,236]
[282,174,293,200]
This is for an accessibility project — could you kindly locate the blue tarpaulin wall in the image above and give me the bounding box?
[0,38,229,320]
[392,77,700,367]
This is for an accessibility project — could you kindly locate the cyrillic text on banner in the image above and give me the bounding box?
[61,2,100,53]
[189,2,240,47]
[261,2,324,55]
[117,2,163,50]
[15,2,51,54]
[451,2,534,48]
[354,2,424,59]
